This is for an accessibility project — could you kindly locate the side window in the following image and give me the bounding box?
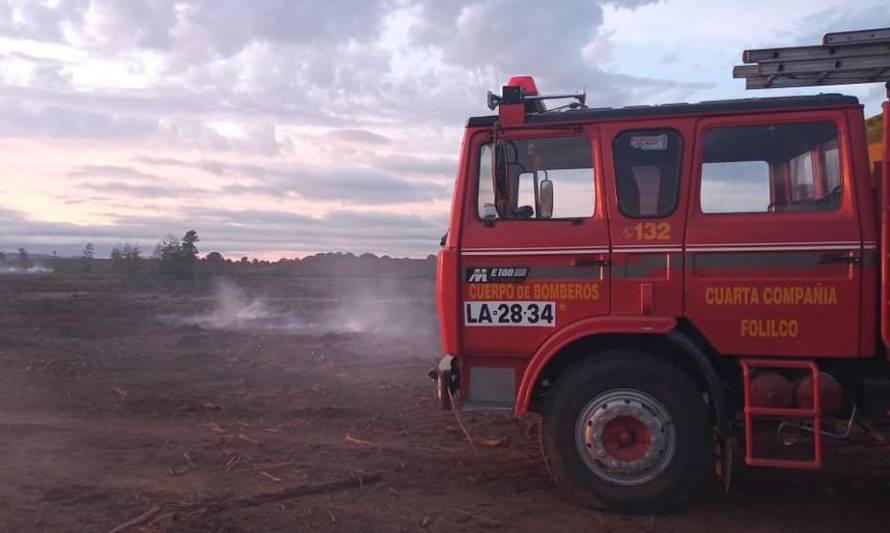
[700,122,841,214]
[477,136,595,220]
[478,144,496,219]
[613,130,683,218]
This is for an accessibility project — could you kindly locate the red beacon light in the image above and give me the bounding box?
[507,75,539,96]
[486,75,586,115]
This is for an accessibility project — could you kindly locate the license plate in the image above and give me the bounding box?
[464,301,555,327]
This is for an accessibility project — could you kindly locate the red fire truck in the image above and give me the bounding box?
[433,28,890,513]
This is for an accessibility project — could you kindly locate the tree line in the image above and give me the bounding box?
[80,230,201,276]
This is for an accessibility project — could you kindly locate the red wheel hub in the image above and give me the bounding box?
[601,416,651,461]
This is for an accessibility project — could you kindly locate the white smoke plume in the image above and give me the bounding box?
[0,264,53,275]
[165,279,436,338]
[178,281,280,330]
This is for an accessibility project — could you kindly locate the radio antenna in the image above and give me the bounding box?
[482,0,500,89]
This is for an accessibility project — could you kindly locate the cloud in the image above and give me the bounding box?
[80,0,177,51]
[158,119,284,155]
[787,5,890,45]
[134,156,448,204]
[1,0,688,137]
[69,165,160,181]
[113,155,450,206]
[133,156,230,175]
[0,91,287,154]
[0,99,158,139]
[375,154,457,177]
[0,205,445,258]
[6,0,848,259]
[0,0,388,61]
[225,172,449,205]
[325,129,390,145]
[409,0,663,92]
[79,181,208,198]
[167,0,387,62]
[29,61,73,89]
[0,0,86,42]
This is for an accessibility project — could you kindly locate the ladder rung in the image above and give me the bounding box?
[744,71,890,89]
[747,457,822,469]
[746,406,818,417]
[757,55,890,75]
[744,42,890,63]
[824,28,890,46]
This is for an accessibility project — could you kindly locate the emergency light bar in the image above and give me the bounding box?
[486,75,586,111]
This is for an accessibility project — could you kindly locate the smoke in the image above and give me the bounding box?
[0,264,53,275]
[177,281,281,330]
[166,279,436,338]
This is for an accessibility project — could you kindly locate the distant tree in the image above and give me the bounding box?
[180,230,199,264]
[240,256,249,264]
[17,248,32,270]
[154,235,180,262]
[123,244,142,262]
[155,230,200,277]
[205,251,224,262]
[81,242,95,273]
[111,243,142,273]
[0,250,6,263]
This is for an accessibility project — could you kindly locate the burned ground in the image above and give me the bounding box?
[0,275,888,532]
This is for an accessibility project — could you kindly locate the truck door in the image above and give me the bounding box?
[603,124,692,318]
[460,128,610,358]
[685,114,862,357]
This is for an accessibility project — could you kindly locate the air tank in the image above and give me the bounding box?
[749,371,794,408]
[795,372,844,416]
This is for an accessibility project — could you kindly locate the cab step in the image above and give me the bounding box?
[741,359,822,469]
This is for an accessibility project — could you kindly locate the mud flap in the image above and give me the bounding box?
[716,436,734,495]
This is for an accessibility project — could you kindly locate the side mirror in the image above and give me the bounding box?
[539,177,553,219]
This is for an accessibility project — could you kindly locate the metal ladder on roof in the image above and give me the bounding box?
[733,27,890,89]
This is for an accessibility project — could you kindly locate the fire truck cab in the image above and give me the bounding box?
[434,28,890,513]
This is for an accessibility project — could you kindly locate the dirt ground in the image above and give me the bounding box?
[1,274,889,532]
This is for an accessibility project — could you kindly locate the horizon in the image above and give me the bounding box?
[2,0,889,259]
[0,242,437,262]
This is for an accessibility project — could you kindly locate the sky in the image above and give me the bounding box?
[0,0,888,260]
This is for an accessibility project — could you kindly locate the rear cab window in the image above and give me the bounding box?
[699,122,842,214]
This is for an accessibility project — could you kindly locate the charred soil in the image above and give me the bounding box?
[0,275,888,532]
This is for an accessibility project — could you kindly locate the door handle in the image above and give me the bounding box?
[571,258,610,268]
[818,253,861,265]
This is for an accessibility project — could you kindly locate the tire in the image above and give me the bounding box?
[539,349,713,514]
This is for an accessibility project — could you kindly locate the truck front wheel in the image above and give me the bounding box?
[539,350,713,514]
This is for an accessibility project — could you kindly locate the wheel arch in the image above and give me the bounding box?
[516,318,732,436]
